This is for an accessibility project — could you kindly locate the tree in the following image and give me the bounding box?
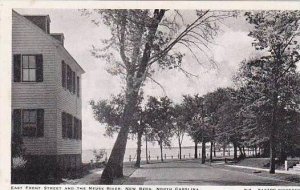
[145,96,174,162]
[82,9,236,183]
[238,10,300,173]
[183,94,208,162]
[172,104,188,159]
[90,93,146,168]
[203,88,230,162]
[214,88,245,160]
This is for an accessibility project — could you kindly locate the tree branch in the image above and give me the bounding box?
[146,75,167,95]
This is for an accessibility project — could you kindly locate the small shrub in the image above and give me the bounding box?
[12,156,27,169]
[92,149,107,163]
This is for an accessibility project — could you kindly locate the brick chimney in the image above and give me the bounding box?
[51,33,65,46]
[24,15,51,34]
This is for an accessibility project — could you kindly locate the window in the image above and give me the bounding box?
[22,55,36,82]
[13,54,43,82]
[61,112,81,140]
[61,61,78,95]
[12,109,44,138]
[22,110,37,136]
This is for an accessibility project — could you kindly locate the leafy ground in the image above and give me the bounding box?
[60,162,138,185]
[232,157,285,169]
[217,158,300,184]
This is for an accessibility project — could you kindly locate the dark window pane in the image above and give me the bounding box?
[23,126,36,137]
[22,110,37,137]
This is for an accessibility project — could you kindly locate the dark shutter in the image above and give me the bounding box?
[79,120,82,140]
[12,109,22,137]
[13,54,21,82]
[62,112,66,138]
[12,109,23,157]
[67,65,71,91]
[77,76,80,97]
[62,61,66,88]
[36,109,44,137]
[72,72,76,94]
[67,113,73,139]
[74,117,78,139]
[36,54,43,82]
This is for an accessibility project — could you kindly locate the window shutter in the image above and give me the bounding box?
[62,112,66,138]
[62,61,66,88]
[12,109,22,137]
[77,76,80,97]
[72,72,76,94]
[67,65,71,92]
[37,109,44,137]
[13,54,21,82]
[36,54,43,82]
[79,120,82,140]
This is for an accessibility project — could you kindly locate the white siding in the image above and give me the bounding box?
[56,48,82,155]
[12,12,59,155]
[12,11,83,156]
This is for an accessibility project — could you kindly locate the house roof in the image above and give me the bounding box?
[13,10,85,74]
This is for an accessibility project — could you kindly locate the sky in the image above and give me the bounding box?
[16,9,258,150]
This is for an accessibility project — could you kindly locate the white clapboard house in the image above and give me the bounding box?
[12,10,85,179]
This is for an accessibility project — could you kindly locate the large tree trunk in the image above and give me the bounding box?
[100,9,166,184]
[269,136,276,174]
[210,141,213,162]
[269,91,278,174]
[135,131,143,168]
[201,141,206,164]
[233,143,238,160]
[100,82,139,184]
[242,146,246,157]
[213,142,216,157]
[194,140,198,159]
[238,146,244,158]
[145,135,149,164]
[160,140,164,162]
[179,138,182,160]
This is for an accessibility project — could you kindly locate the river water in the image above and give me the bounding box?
[82,145,240,163]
